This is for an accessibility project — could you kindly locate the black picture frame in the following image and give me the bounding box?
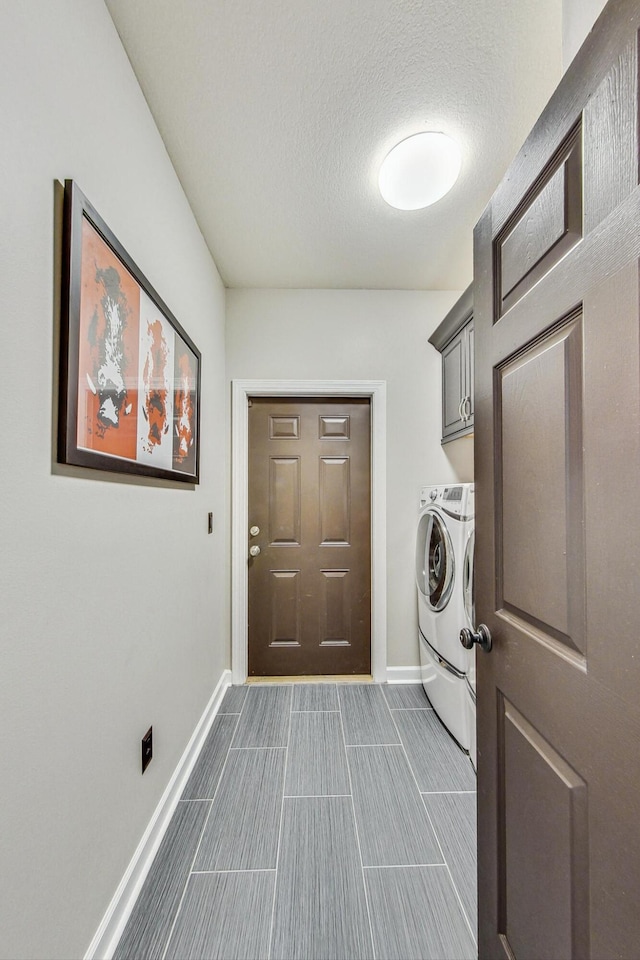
[58,180,201,483]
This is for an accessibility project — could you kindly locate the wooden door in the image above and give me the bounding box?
[474,1,640,956]
[248,397,371,677]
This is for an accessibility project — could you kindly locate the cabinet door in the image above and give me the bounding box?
[464,321,474,425]
[442,330,466,439]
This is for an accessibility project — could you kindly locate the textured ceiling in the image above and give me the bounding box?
[104,0,562,290]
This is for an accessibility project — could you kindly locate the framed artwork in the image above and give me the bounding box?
[58,180,201,483]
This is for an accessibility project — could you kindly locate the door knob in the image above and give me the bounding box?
[249,545,261,557]
[250,525,260,537]
[460,624,492,652]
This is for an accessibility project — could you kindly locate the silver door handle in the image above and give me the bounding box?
[249,545,261,557]
[458,397,465,421]
[463,395,472,420]
[460,624,492,652]
[250,525,260,537]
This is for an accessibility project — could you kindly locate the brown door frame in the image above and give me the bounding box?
[231,379,387,684]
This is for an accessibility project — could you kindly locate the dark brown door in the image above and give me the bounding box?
[474,1,640,956]
[248,397,371,677]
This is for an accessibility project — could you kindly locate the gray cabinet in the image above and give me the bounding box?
[429,285,474,442]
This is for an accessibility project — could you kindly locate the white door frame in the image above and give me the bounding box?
[231,379,387,684]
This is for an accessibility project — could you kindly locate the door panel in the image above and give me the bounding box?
[248,398,371,676]
[268,457,301,545]
[320,569,350,646]
[500,159,570,298]
[497,314,585,654]
[496,124,582,317]
[499,696,590,960]
[443,333,466,433]
[269,570,300,647]
[319,457,351,544]
[474,2,640,957]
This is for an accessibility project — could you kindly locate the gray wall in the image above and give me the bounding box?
[563,0,608,69]
[226,289,474,671]
[0,2,228,957]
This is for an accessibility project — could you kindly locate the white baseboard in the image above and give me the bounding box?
[386,665,422,683]
[85,668,233,960]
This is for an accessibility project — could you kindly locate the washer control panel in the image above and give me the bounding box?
[419,484,469,514]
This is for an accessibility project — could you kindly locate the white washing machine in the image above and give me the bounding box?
[462,526,477,768]
[415,483,475,750]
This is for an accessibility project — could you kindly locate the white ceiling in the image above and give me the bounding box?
[104,0,562,290]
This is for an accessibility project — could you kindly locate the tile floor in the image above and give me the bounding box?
[114,683,477,960]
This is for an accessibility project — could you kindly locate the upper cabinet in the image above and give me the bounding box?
[429,285,474,443]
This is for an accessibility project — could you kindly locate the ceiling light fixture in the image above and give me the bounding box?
[378,131,462,210]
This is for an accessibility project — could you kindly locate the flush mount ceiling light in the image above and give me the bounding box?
[378,131,462,210]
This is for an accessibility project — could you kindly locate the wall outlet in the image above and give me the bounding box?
[141,726,153,774]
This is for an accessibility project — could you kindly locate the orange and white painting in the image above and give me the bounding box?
[61,182,200,482]
[172,337,198,474]
[137,291,175,469]
[76,219,140,460]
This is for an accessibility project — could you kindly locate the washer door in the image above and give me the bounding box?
[415,509,454,611]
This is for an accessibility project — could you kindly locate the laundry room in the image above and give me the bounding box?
[4,0,639,958]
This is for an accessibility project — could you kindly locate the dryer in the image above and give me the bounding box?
[462,525,477,768]
[415,483,474,750]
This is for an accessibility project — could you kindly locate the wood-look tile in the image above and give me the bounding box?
[382,682,432,709]
[291,682,339,712]
[113,801,209,960]
[270,797,373,960]
[365,865,476,960]
[423,792,478,934]
[181,714,237,801]
[285,711,350,797]
[338,684,399,745]
[347,745,443,866]
[165,871,275,960]
[219,684,249,714]
[194,748,285,871]
[231,685,291,747]
[393,708,476,792]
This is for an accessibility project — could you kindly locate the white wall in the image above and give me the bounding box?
[563,0,608,70]
[0,3,228,957]
[226,289,474,671]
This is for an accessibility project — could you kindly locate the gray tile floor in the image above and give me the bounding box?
[114,683,477,960]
